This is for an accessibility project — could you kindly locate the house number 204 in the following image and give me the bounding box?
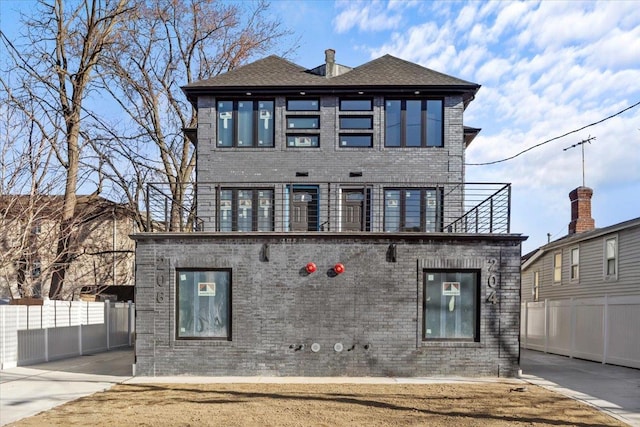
[486,258,499,304]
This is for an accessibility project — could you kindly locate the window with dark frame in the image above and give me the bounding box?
[383,188,443,232]
[176,269,231,340]
[287,99,320,111]
[385,99,443,147]
[340,99,372,111]
[219,189,274,231]
[423,270,480,341]
[339,99,374,148]
[217,100,274,147]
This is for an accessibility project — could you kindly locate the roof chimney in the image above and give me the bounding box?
[568,186,595,235]
[325,48,336,78]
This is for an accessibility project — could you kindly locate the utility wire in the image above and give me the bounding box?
[466,100,640,166]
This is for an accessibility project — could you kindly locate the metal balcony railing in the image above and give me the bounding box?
[144,182,511,234]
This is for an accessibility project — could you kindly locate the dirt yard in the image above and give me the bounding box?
[9,382,626,426]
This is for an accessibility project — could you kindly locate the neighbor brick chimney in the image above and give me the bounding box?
[568,186,595,235]
[325,48,336,78]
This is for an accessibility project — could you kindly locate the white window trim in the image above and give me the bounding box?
[570,246,579,282]
[604,235,618,280]
[553,251,562,284]
[532,271,540,302]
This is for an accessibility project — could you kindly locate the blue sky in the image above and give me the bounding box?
[2,0,639,253]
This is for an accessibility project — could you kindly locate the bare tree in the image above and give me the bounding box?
[0,0,130,299]
[94,0,295,231]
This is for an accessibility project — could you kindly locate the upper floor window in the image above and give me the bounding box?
[287,117,319,129]
[217,100,274,147]
[570,247,579,280]
[384,188,442,232]
[340,99,372,111]
[339,134,372,147]
[385,99,443,147]
[31,260,41,278]
[532,271,539,302]
[553,252,562,283]
[605,237,617,276]
[219,189,273,231]
[287,99,319,111]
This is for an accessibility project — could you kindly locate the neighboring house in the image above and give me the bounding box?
[132,50,526,377]
[521,186,640,368]
[0,195,136,301]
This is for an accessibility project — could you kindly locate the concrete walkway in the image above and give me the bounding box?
[1,347,638,426]
[520,349,640,427]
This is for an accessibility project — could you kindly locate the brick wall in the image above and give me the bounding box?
[195,95,466,229]
[133,233,523,377]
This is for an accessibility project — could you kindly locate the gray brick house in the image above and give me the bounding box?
[132,50,526,377]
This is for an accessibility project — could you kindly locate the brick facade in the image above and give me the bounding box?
[133,234,523,377]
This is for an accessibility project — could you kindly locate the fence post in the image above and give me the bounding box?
[79,323,83,356]
[128,301,133,346]
[544,299,549,353]
[570,297,576,359]
[44,327,49,362]
[105,300,111,350]
[602,295,609,364]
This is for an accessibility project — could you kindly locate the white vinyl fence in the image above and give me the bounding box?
[521,295,640,369]
[0,300,134,369]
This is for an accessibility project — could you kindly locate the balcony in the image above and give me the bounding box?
[145,182,511,235]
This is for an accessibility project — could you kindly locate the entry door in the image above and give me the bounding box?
[290,187,318,231]
[342,190,364,231]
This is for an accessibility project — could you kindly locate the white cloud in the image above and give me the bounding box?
[332,0,640,252]
[333,0,414,33]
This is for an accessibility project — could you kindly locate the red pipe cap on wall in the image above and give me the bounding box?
[333,263,345,274]
[305,262,317,274]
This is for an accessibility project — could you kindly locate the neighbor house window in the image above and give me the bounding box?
[553,252,562,283]
[532,271,539,302]
[217,100,274,147]
[570,247,579,280]
[385,99,443,147]
[219,189,273,231]
[177,269,231,340]
[605,237,617,276]
[424,270,479,341]
[384,188,442,232]
[31,260,41,278]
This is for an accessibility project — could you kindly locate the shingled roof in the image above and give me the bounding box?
[183,53,480,102]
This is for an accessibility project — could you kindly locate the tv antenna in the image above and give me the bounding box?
[563,135,595,187]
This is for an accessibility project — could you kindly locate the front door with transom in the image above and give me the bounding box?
[342,189,365,231]
[290,187,318,231]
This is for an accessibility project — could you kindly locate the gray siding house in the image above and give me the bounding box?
[521,187,640,368]
[132,50,526,377]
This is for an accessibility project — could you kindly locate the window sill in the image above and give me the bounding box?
[421,341,482,348]
[174,339,233,346]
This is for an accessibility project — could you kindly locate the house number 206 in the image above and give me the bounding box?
[486,258,499,304]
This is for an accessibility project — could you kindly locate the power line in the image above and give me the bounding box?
[465,100,640,166]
